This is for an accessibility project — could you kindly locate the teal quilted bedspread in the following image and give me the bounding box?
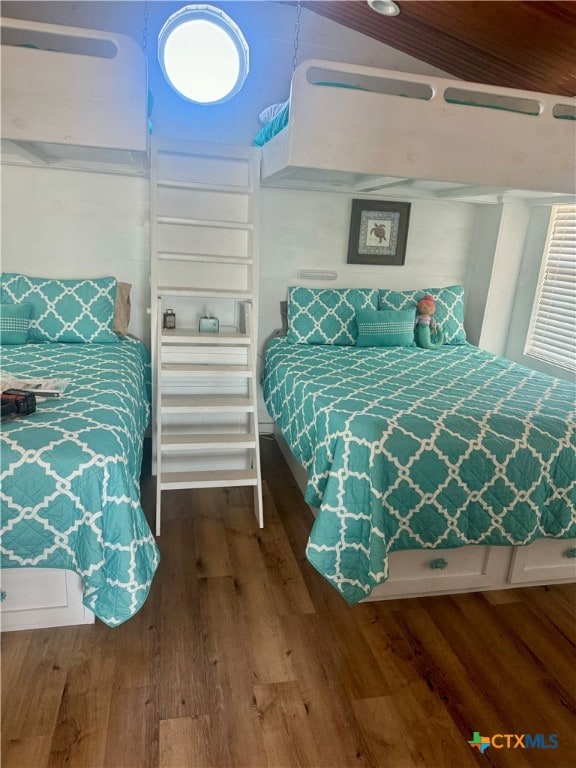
[1,339,160,626]
[263,338,576,603]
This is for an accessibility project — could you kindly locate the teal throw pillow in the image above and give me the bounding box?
[252,102,289,147]
[0,273,119,343]
[356,308,416,347]
[287,287,379,345]
[379,285,466,345]
[0,302,33,345]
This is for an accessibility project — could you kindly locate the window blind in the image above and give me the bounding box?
[525,204,576,372]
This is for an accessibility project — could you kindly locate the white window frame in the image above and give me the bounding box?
[524,204,576,373]
[157,4,250,105]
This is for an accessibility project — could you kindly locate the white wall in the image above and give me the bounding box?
[0,165,150,343]
[504,206,573,383]
[257,188,481,429]
[463,205,502,347]
[478,203,530,356]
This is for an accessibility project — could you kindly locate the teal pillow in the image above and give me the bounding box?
[356,308,416,347]
[0,273,119,343]
[287,287,379,345]
[379,285,466,345]
[252,102,289,147]
[0,302,33,345]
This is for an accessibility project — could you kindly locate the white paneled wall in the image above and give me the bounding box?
[257,188,482,430]
[1,165,487,374]
[1,165,150,343]
[463,205,503,347]
[478,204,530,356]
[259,190,479,330]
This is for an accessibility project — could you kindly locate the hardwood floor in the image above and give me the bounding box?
[2,437,575,768]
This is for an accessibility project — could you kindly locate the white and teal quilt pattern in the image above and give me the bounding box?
[1,339,160,626]
[263,338,576,603]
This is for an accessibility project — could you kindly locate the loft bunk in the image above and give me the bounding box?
[258,60,576,204]
[0,17,148,175]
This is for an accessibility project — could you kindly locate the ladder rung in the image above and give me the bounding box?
[156,179,253,195]
[157,287,251,300]
[160,468,258,490]
[161,364,251,377]
[158,253,253,266]
[157,215,253,230]
[161,395,254,413]
[161,433,257,451]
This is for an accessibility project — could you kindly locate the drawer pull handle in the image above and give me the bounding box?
[430,558,448,570]
[0,590,6,602]
[563,548,576,559]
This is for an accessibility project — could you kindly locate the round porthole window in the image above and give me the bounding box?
[158,4,250,104]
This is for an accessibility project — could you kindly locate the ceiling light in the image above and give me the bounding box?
[368,0,401,17]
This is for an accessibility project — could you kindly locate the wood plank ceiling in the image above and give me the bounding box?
[298,1,576,96]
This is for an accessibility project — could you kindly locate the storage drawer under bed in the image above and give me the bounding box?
[0,568,94,631]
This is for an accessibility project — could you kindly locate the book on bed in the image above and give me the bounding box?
[1,375,70,397]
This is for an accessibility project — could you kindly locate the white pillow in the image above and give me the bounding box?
[258,100,289,125]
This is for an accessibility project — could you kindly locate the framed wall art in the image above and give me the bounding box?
[347,199,411,266]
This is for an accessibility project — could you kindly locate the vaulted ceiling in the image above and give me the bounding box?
[297,1,576,96]
[2,1,575,97]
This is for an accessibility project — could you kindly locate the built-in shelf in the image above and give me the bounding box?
[161,328,251,345]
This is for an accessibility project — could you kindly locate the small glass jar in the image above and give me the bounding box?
[163,308,176,330]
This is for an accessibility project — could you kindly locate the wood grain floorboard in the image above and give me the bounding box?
[4,628,77,746]
[254,680,324,768]
[355,602,427,689]
[353,687,480,768]
[422,595,574,768]
[224,517,298,686]
[159,715,214,768]
[391,606,534,768]
[516,584,576,642]
[1,437,575,768]
[277,612,379,766]
[103,685,157,768]
[198,575,265,767]
[47,624,116,768]
[158,515,216,722]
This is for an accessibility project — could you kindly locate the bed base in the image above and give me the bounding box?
[0,567,94,632]
[0,17,148,176]
[273,428,576,601]
[261,59,576,203]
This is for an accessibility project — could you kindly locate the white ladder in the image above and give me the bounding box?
[150,139,263,536]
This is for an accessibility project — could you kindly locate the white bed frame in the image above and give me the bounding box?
[261,59,576,203]
[0,17,148,632]
[0,16,148,175]
[274,429,576,601]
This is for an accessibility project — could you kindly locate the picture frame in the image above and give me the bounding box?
[347,199,411,266]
